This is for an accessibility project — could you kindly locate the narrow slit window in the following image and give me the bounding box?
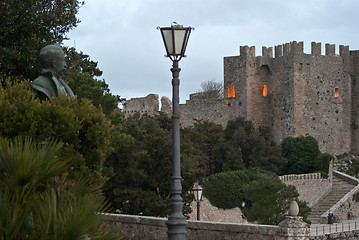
[228,85,235,98]
[263,85,268,96]
[334,88,339,99]
[259,84,263,96]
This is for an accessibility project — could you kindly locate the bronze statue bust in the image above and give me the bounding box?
[31,44,74,101]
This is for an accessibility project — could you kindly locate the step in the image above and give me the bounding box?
[307,174,357,223]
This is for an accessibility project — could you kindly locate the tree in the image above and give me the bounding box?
[182,120,227,175]
[201,169,306,225]
[222,148,244,171]
[103,113,203,217]
[0,137,123,240]
[0,0,84,80]
[195,80,224,99]
[281,136,332,177]
[243,171,298,224]
[63,47,123,116]
[225,117,286,174]
[0,79,112,187]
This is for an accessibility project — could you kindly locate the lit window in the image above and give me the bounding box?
[259,84,263,96]
[334,88,339,99]
[263,85,267,96]
[228,85,235,98]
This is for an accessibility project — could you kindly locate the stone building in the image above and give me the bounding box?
[124,41,359,156]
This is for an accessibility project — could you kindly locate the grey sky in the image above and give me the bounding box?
[64,0,359,104]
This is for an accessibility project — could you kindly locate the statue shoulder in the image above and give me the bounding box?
[31,73,57,100]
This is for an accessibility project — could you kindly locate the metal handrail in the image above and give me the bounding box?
[310,221,359,236]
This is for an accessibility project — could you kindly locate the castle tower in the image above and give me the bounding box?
[224,41,353,155]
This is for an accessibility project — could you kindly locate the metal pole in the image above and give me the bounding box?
[197,201,200,221]
[166,60,187,240]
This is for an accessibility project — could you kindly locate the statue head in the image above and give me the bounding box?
[39,44,67,76]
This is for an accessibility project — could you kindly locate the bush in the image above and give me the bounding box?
[0,79,112,187]
[202,169,305,225]
[281,136,332,177]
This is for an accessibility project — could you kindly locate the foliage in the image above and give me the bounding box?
[242,172,298,225]
[222,148,244,171]
[0,137,123,240]
[0,79,112,187]
[64,47,123,116]
[182,120,227,175]
[335,153,359,178]
[201,169,304,225]
[0,0,84,80]
[281,136,332,177]
[225,117,286,174]
[103,113,203,217]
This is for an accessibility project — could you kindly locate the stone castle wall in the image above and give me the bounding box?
[123,41,359,156]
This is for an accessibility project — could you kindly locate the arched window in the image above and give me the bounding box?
[259,84,263,96]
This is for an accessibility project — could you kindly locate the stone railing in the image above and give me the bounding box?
[279,173,322,181]
[102,213,310,240]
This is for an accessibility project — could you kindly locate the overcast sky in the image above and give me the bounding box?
[64,0,359,104]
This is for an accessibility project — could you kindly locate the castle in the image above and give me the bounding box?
[123,41,359,156]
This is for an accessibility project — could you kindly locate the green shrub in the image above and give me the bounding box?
[0,79,112,187]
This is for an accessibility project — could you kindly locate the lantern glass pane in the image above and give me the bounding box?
[162,29,174,55]
[198,185,203,201]
[174,29,186,55]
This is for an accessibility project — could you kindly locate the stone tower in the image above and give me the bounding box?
[224,41,357,155]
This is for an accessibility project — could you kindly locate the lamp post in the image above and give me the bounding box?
[192,183,203,220]
[159,23,192,240]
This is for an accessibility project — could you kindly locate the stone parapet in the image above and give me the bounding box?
[102,213,311,240]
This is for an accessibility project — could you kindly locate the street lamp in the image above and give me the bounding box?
[159,23,193,240]
[192,183,203,220]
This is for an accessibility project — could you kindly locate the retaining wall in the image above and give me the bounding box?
[280,171,332,207]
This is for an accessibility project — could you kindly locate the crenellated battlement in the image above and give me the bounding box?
[239,41,350,59]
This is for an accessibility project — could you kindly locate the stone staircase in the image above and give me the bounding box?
[308,174,356,224]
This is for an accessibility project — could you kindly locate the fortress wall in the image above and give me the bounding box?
[179,98,239,128]
[350,51,359,154]
[123,94,159,117]
[292,43,352,155]
[123,41,358,156]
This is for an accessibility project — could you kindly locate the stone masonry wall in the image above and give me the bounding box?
[123,94,159,117]
[123,41,359,156]
[279,171,332,207]
[102,213,310,240]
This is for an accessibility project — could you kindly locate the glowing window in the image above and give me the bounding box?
[334,88,339,99]
[227,85,235,98]
[259,84,263,96]
[263,85,267,96]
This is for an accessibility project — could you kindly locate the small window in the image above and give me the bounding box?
[263,85,267,96]
[227,85,235,98]
[334,88,339,99]
[259,84,263,96]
